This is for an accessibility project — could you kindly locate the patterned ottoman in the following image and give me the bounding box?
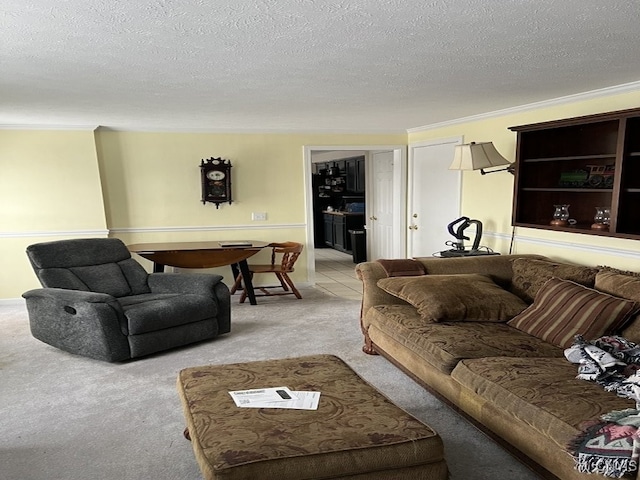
[177,354,447,480]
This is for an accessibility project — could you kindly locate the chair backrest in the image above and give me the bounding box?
[268,242,304,272]
[26,238,150,297]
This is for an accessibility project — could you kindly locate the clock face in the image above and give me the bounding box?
[206,170,226,181]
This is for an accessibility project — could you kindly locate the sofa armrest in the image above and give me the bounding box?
[355,262,410,320]
[22,288,130,362]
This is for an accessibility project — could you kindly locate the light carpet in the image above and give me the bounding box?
[0,288,541,479]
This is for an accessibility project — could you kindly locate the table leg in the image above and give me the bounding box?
[153,263,165,273]
[237,259,257,305]
[230,263,240,285]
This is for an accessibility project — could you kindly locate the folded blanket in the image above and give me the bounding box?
[565,335,640,477]
[568,409,640,478]
[565,335,640,404]
[376,259,426,277]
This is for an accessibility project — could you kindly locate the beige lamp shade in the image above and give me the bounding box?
[449,142,512,172]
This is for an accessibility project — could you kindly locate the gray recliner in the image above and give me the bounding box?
[22,238,230,362]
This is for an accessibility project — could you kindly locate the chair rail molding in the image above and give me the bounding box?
[110,223,306,234]
[0,229,109,238]
[484,230,640,260]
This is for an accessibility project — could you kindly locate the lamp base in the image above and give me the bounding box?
[439,249,500,258]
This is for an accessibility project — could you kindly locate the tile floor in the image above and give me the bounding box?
[313,248,363,300]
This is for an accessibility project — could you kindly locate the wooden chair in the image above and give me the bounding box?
[230,242,303,303]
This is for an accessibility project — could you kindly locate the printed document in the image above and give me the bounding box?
[229,387,321,410]
[229,387,297,407]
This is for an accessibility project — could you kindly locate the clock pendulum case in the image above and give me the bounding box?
[200,157,233,208]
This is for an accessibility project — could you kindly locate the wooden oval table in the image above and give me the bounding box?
[127,241,269,305]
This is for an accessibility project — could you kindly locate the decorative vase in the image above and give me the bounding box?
[550,204,570,226]
[591,206,611,231]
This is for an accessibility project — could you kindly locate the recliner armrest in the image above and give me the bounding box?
[21,287,130,362]
[148,273,224,297]
[23,287,116,304]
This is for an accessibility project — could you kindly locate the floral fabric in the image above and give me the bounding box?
[177,354,447,480]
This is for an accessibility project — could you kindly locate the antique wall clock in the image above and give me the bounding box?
[200,157,233,208]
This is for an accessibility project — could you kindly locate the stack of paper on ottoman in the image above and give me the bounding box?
[177,354,448,479]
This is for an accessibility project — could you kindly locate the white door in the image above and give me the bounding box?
[407,138,462,258]
[368,151,395,260]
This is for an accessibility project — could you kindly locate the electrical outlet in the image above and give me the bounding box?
[252,212,267,221]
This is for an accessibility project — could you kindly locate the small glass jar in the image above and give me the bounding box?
[551,204,570,226]
[591,206,610,231]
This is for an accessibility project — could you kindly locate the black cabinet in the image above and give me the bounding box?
[333,216,347,250]
[323,213,365,253]
[324,214,334,246]
[345,156,365,193]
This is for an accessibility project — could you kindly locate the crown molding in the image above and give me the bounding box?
[0,124,100,131]
[407,81,640,134]
[94,126,406,134]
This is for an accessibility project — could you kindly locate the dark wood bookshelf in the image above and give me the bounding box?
[509,107,640,240]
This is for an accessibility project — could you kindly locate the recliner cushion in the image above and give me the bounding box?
[119,293,218,335]
[70,264,132,297]
[38,268,92,291]
[117,258,151,294]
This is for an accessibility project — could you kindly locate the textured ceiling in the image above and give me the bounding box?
[2,0,640,132]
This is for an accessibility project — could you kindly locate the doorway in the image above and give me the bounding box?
[303,145,406,285]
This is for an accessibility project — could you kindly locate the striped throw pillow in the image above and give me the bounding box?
[507,277,638,348]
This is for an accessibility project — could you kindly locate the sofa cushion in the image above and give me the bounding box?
[364,305,563,374]
[595,269,640,344]
[510,258,598,303]
[120,293,218,335]
[376,274,527,322]
[507,278,638,348]
[451,356,635,449]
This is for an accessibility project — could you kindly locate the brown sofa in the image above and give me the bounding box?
[356,254,640,480]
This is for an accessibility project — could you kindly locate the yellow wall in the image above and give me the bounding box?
[3,90,640,300]
[1,129,404,299]
[408,90,640,270]
[0,130,107,299]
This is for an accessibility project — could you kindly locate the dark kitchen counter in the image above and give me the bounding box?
[322,211,365,216]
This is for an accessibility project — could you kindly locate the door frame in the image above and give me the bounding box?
[303,145,407,284]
